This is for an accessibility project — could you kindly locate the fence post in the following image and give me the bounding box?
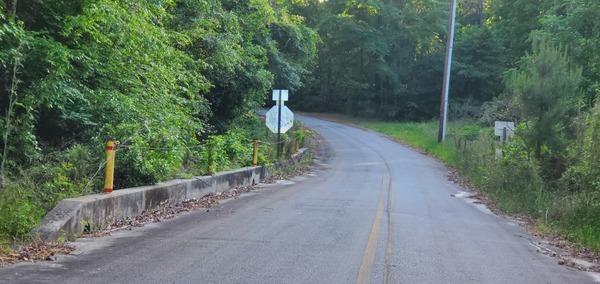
[103,139,117,193]
[207,140,216,175]
[252,139,259,166]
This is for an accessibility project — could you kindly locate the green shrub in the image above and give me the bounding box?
[561,107,600,193]
[201,129,257,174]
[453,130,495,187]
[0,184,44,241]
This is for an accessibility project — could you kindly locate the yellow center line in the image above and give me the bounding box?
[385,180,395,284]
[356,175,389,284]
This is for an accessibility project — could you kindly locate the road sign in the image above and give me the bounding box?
[266,105,294,134]
[272,90,289,102]
[494,121,515,137]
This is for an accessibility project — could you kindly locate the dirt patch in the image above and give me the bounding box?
[0,241,74,268]
[82,186,256,238]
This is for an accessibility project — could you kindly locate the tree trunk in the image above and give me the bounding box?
[535,142,542,160]
[478,0,484,26]
[10,0,18,19]
[0,36,25,187]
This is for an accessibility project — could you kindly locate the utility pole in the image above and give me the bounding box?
[438,0,457,143]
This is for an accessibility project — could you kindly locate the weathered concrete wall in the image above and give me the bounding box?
[32,148,309,241]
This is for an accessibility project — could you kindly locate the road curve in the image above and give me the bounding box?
[1,116,597,283]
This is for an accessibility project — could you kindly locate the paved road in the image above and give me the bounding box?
[1,116,598,284]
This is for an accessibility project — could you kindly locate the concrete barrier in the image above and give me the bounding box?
[33,148,309,241]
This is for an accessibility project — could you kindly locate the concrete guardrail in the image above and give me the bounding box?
[32,148,309,241]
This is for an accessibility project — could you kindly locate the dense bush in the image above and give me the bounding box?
[0,184,43,240]
[0,0,317,241]
[451,118,600,251]
[0,112,298,241]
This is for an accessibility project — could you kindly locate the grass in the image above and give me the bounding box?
[356,121,458,165]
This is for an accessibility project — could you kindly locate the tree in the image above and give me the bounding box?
[506,38,582,160]
[451,25,505,115]
[532,0,600,105]
[292,0,448,120]
[0,16,29,186]
[488,0,551,65]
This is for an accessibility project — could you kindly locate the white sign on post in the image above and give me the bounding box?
[494,121,515,137]
[272,90,289,102]
[265,89,294,134]
[266,105,294,133]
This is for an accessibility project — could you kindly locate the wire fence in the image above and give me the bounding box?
[81,133,303,193]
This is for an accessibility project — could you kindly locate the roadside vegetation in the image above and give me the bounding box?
[344,115,600,253]
[319,39,600,253]
[288,0,600,254]
[0,0,317,243]
[324,94,600,253]
[1,0,600,263]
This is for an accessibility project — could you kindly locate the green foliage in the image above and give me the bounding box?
[0,0,315,240]
[0,143,100,240]
[452,128,495,186]
[561,106,600,193]
[452,25,505,113]
[202,130,253,174]
[483,138,549,215]
[268,7,319,91]
[292,0,599,122]
[0,184,43,241]
[0,19,37,183]
[505,38,582,160]
[532,0,600,103]
[168,0,317,132]
[488,0,551,64]
[292,0,448,120]
[292,128,313,150]
[3,0,598,253]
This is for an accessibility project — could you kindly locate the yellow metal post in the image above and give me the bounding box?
[103,139,116,193]
[252,139,259,166]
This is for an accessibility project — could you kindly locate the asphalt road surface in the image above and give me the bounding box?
[1,116,598,284]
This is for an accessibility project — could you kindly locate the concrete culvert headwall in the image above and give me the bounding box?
[32,148,308,241]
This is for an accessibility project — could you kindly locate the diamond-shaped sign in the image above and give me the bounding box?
[266,105,294,134]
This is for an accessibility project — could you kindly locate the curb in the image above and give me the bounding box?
[32,148,309,241]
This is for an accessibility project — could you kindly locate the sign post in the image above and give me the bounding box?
[494,121,515,157]
[265,90,293,160]
[494,121,515,146]
[277,90,283,159]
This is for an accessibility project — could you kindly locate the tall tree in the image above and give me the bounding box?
[488,0,551,64]
[293,0,448,120]
[506,38,582,160]
[532,0,600,104]
[452,25,505,115]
